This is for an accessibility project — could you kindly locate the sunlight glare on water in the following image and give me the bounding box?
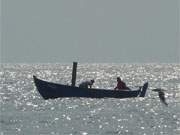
[0,63,180,135]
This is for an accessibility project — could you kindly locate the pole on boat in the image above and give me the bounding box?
[71,62,77,87]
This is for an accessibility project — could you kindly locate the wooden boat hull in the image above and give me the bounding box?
[33,76,148,100]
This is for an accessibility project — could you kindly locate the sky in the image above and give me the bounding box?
[1,0,180,63]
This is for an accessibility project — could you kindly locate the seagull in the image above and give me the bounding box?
[152,88,168,106]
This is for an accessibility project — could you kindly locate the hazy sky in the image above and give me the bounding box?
[1,0,180,63]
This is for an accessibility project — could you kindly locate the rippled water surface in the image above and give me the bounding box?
[0,63,180,135]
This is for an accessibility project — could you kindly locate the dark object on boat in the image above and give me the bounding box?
[152,88,168,106]
[33,76,148,100]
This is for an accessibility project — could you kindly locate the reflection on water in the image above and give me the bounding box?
[1,63,180,135]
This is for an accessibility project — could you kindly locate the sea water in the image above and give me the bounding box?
[0,63,180,135]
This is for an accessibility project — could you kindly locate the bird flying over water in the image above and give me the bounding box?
[152,88,168,106]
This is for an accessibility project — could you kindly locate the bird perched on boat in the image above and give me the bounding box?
[152,88,168,106]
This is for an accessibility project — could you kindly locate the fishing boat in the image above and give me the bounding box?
[33,76,148,100]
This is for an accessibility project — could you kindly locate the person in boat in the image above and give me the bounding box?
[79,79,95,88]
[114,77,130,90]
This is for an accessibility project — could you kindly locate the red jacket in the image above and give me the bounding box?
[115,81,127,90]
